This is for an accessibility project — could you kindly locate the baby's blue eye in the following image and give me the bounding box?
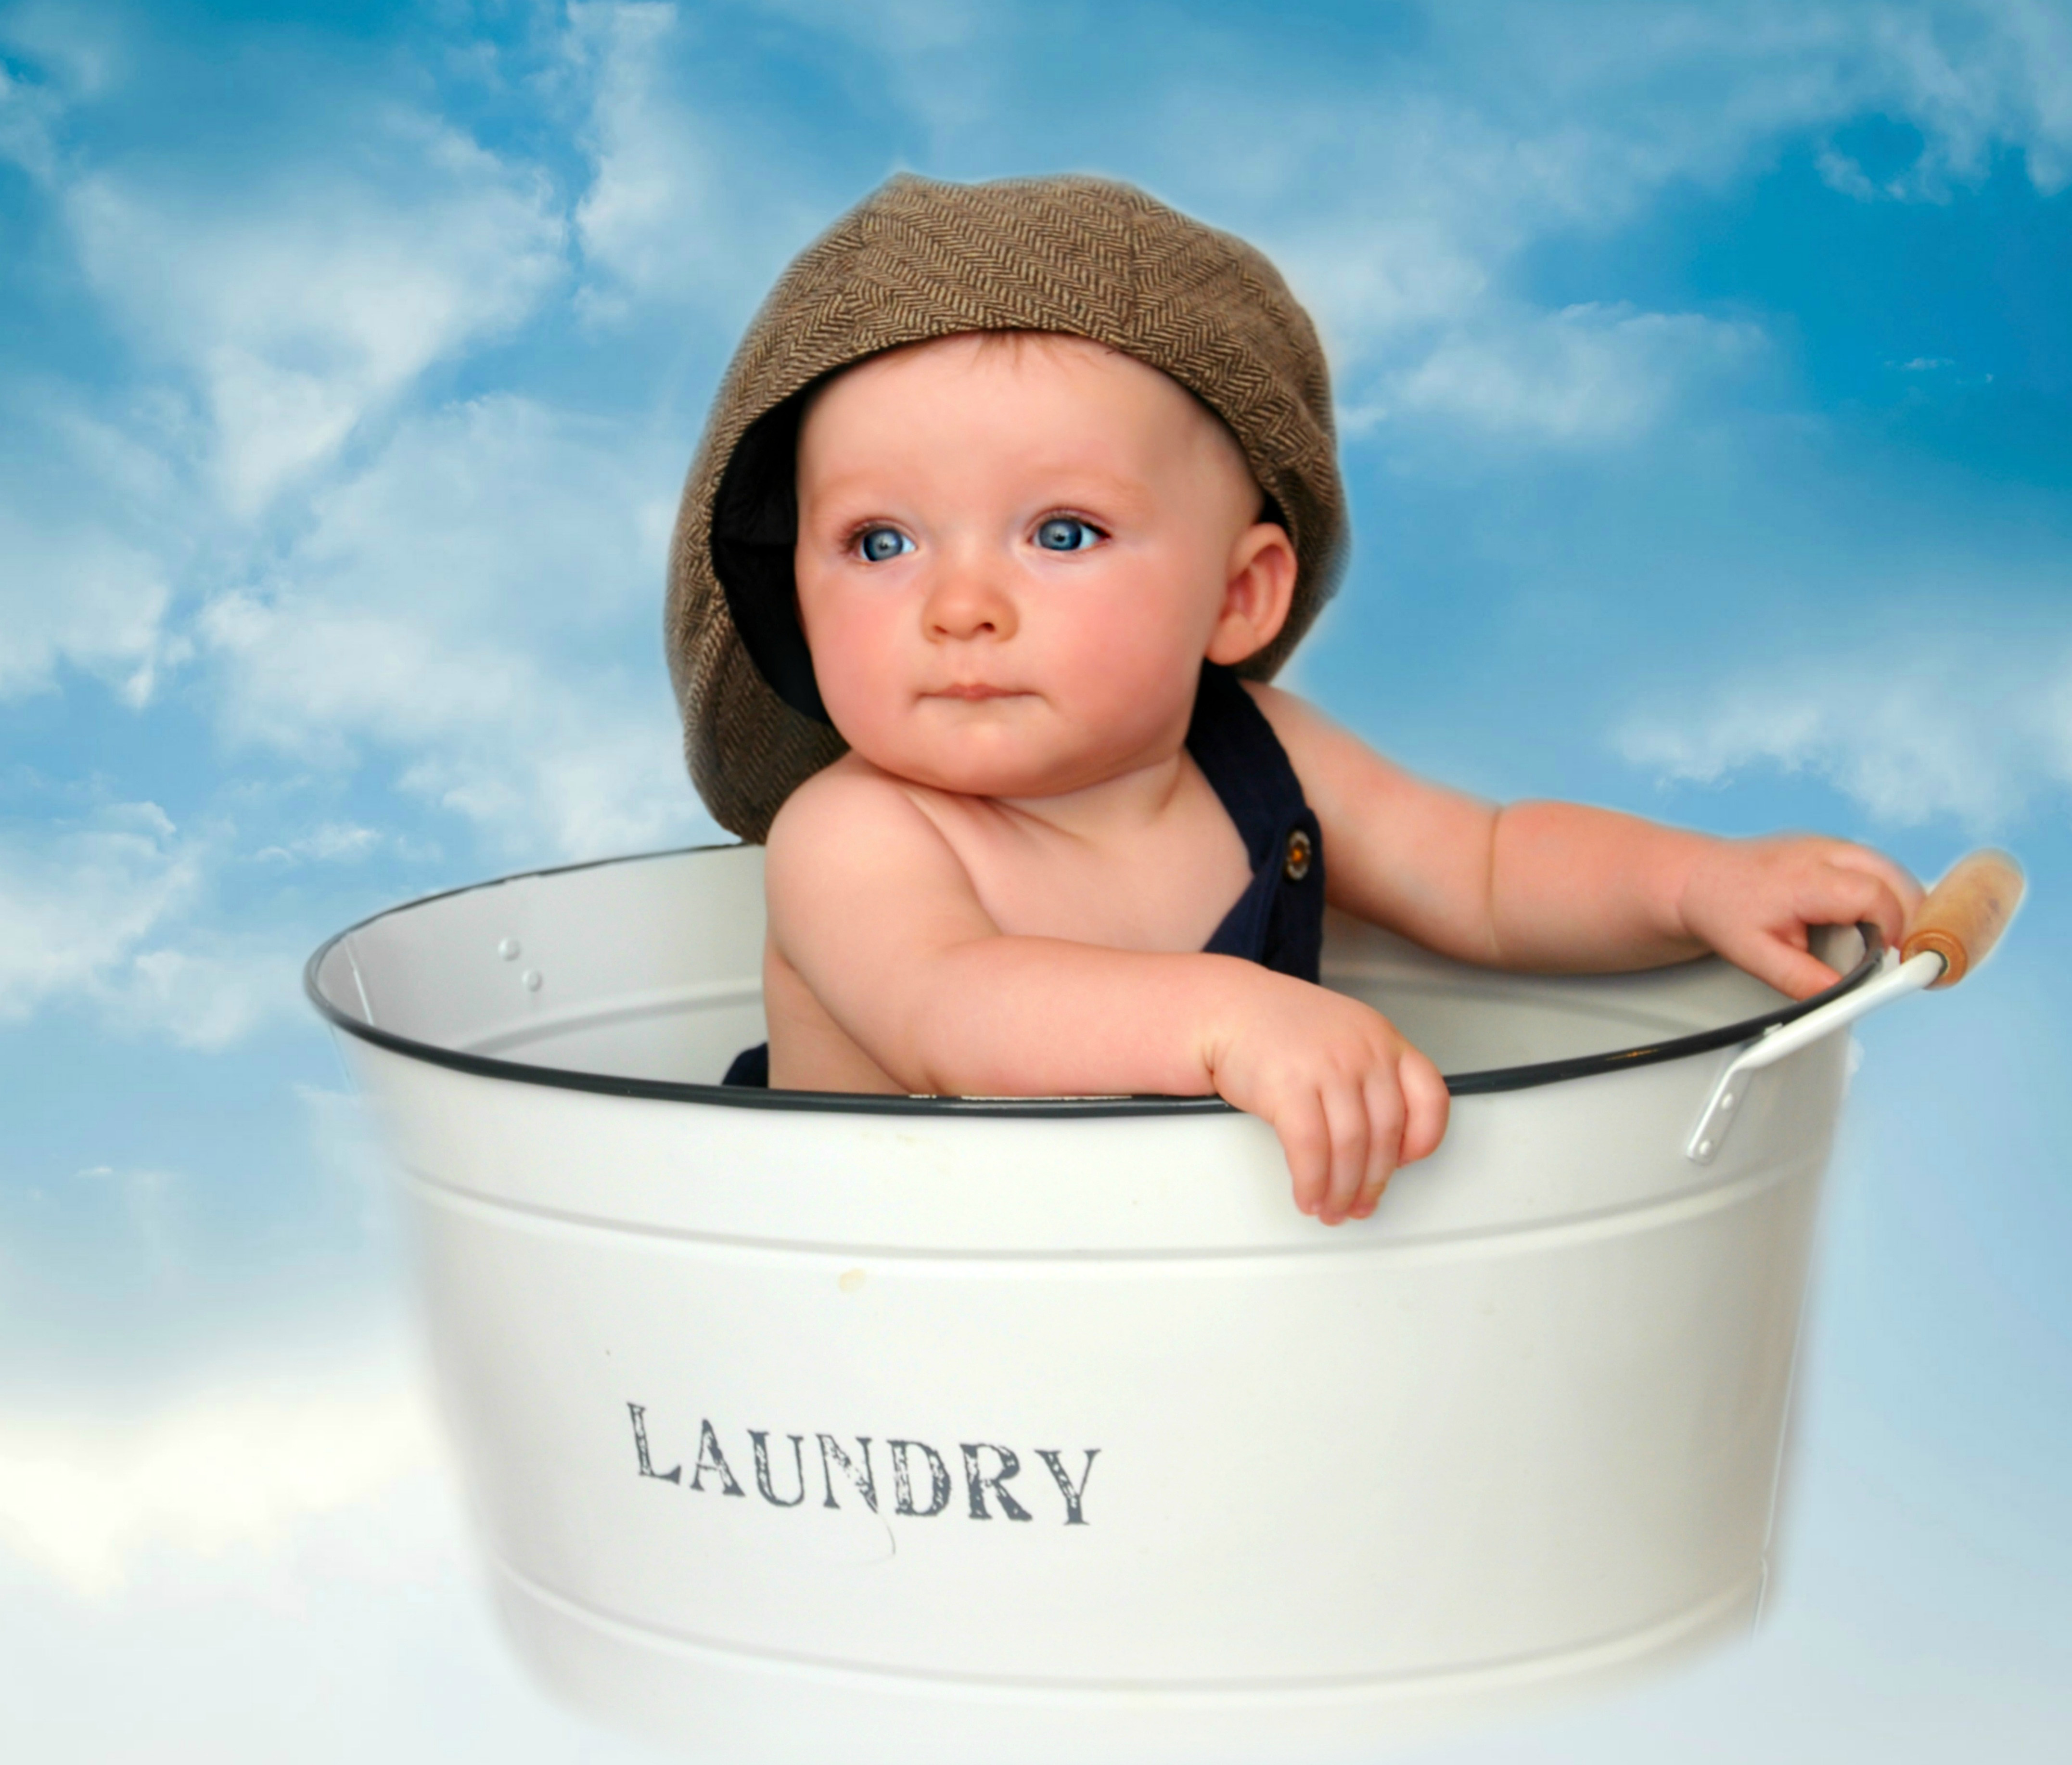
[1035,516,1102,553]
[858,526,913,563]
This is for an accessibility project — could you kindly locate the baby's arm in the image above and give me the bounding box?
[765,764,1448,1223]
[1255,688,1923,997]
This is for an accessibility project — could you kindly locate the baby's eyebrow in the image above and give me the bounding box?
[801,469,1161,523]
[793,477,910,523]
[1019,470,1155,511]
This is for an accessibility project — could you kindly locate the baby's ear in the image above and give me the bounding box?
[1205,522,1298,666]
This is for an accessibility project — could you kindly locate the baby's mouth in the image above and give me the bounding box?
[927,683,1026,701]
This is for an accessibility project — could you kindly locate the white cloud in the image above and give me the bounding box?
[1196,97,1583,371]
[0,801,197,1020]
[563,0,823,320]
[0,801,302,1047]
[0,374,216,707]
[0,54,61,180]
[64,114,566,514]
[755,0,980,55]
[0,1360,436,1599]
[255,822,385,865]
[0,0,126,101]
[1416,0,2072,204]
[0,504,177,703]
[0,1354,674,1764]
[738,0,992,140]
[1217,92,1769,443]
[200,393,714,860]
[1618,641,2072,832]
[102,942,305,1052]
[0,0,129,183]
[565,1,711,313]
[295,1083,399,1234]
[1847,0,2072,198]
[1133,65,1770,444]
[1814,142,1884,200]
[71,1163,184,1284]
[1374,303,1768,443]
[1103,1,2072,443]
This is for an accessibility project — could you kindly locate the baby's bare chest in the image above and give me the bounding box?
[936,780,1254,954]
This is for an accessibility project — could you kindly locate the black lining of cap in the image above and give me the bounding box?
[712,393,830,724]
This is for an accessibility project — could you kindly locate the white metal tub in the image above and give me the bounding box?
[308,842,1881,1763]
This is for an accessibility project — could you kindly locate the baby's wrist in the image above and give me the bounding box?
[1656,830,1722,946]
[1188,955,1279,1081]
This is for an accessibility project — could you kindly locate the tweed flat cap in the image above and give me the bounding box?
[666,171,1347,842]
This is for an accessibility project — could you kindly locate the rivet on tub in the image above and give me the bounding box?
[499,938,521,960]
[523,969,543,992]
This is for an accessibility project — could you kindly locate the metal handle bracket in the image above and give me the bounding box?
[1685,950,1944,1163]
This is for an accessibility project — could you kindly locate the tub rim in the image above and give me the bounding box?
[304,842,1884,1117]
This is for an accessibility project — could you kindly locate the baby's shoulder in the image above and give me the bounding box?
[770,753,931,841]
[765,755,968,878]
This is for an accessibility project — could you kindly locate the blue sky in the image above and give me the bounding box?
[1,1,2068,1759]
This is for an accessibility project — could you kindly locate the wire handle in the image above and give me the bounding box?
[1901,849,2025,988]
[1687,850,2026,1163]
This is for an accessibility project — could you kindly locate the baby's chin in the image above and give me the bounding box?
[846,733,1134,802]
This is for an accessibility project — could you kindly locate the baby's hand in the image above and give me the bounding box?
[1679,835,1923,1000]
[1202,971,1450,1225]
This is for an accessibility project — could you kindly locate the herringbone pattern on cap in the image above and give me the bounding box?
[667,172,1346,841]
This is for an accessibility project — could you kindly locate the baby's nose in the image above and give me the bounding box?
[922,566,1017,641]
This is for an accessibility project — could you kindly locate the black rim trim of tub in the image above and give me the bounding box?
[304,843,1888,1116]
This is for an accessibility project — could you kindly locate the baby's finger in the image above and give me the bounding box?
[1350,1070,1405,1219]
[1397,1047,1451,1166]
[1277,1091,1331,1217]
[1827,845,1925,927]
[1318,1080,1373,1224]
[1745,935,1845,1002]
[1806,858,1909,951]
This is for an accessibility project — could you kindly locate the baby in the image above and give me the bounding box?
[666,174,1920,1224]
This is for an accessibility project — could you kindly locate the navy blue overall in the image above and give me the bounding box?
[722,662,1325,1087]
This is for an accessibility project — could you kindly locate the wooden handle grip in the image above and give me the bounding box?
[1901,849,2024,987]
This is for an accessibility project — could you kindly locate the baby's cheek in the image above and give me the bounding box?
[806,624,904,748]
[1058,619,1202,735]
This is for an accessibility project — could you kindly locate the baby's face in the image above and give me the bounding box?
[793,332,1288,801]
